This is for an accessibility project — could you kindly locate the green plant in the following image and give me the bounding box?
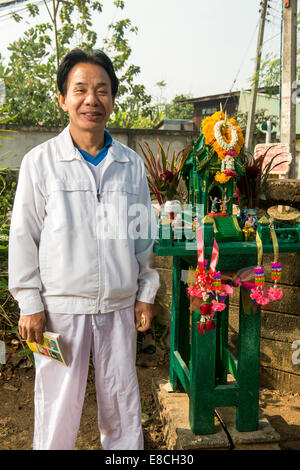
[0,169,31,361]
[0,112,30,358]
[139,140,191,205]
[108,105,162,129]
[165,94,194,120]
[236,148,288,208]
[0,0,155,128]
[235,109,278,135]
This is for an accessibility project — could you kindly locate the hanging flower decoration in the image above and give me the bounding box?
[187,228,234,334]
[249,231,284,306]
[224,170,238,178]
[214,120,238,151]
[214,150,239,183]
[188,266,234,334]
[201,111,244,160]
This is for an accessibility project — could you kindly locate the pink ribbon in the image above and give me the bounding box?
[196,226,219,273]
[209,238,219,274]
[196,227,205,271]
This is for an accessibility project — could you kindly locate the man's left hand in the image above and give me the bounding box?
[134,300,155,332]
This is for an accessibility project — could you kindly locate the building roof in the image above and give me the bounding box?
[177,88,274,105]
[154,119,194,131]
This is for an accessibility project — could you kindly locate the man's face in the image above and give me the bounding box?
[58,62,115,134]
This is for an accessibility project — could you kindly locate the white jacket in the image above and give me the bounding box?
[8,126,160,315]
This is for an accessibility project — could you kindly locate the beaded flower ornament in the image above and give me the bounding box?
[250,229,283,306]
[268,226,283,300]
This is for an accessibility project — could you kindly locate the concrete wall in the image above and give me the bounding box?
[0,125,198,169]
[2,124,300,178]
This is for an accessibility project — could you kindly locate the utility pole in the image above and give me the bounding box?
[280,0,297,179]
[245,0,268,154]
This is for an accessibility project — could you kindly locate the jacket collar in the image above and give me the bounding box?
[54,125,129,163]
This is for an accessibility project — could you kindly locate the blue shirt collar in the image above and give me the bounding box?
[75,129,113,166]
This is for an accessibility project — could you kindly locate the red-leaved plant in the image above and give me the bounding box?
[139,139,191,205]
[236,147,288,208]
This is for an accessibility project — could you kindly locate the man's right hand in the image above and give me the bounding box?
[18,311,46,344]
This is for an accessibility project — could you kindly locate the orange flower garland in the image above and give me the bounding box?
[215,171,231,184]
[201,111,244,160]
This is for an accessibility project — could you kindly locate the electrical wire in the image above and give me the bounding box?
[263,32,281,45]
[223,19,260,110]
[0,0,27,8]
[0,0,50,21]
[224,0,282,112]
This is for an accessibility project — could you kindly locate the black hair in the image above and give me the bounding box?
[57,48,119,98]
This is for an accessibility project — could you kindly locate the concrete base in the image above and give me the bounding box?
[215,407,281,450]
[152,378,281,450]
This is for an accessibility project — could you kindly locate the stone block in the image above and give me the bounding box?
[264,253,300,287]
[152,378,230,450]
[229,306,300,343]
[230,284,300,316]
[260,366,300,394]
[264,179,300,209]
[260,338,300,376]
[215,407,281,450]
[152,378,282,450]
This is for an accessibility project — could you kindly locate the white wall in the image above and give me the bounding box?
[0,126,197,169]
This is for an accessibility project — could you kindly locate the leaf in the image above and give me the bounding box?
[141,411,150,421]
[17,348,32,357]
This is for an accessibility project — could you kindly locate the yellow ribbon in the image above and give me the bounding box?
[270,227,279,263]
[255,231,263,267]
[232,216,242,232]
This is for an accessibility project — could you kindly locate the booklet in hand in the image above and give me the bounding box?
[26,331,67,366]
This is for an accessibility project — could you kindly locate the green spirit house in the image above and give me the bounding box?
[154,111,300,435]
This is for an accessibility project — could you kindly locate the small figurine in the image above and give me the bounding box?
[244,214,255,229]
[192,217,200,230]
[209,196,221,213]
[220,194,231,214]
[243,214,256,241]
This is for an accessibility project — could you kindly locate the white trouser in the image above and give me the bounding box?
[32,305,144,450]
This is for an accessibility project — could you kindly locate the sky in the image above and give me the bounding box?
[0,0,285,103]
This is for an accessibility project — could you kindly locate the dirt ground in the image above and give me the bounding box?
[0,342,300,451]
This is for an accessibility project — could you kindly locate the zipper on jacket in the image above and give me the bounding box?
[97,189,101,202]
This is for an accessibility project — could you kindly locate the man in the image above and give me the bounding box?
[8,49,160,450]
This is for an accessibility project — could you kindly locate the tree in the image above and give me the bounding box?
[235,108,278,135]
[0,0,154,128]
[165,94,194,120]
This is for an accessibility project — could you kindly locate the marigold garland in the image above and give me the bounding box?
[215,171,231,184]
[201,111,244,160]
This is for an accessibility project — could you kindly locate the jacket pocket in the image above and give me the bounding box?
[45,178,93,196]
